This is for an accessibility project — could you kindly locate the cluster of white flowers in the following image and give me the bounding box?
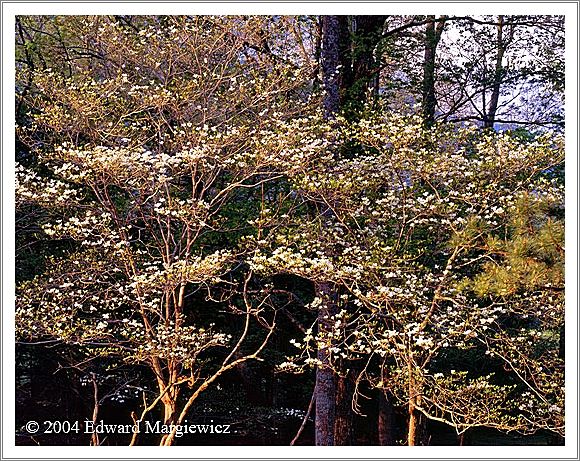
[16,163,80,206]
[152,197,211,226]
[136,318,231,368]
[131,251,231,293]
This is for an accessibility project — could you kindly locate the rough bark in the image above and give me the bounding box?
[350,16,387,104]
[336,15,387,112]
[321,15,341,118]
[378,391,396,445]
[333,373,353,445]
[322,15,388,114]
[422,16,447,127]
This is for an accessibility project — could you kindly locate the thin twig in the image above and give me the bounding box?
[290,384,316,446]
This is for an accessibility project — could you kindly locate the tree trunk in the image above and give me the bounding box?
[422,16,446,127]
[315,282,337,446]
[378,391,395,445]
[322,15,341,118]
[558,323,565,359]
[318,15,388,446]
[407,405,422,446]
[338,16,387,112]
[333,373,353,445]
[315,16,343,447]
[352,16,387,101]
[159,388,178,446]
[407,368,426,446]
[484,15,512,129]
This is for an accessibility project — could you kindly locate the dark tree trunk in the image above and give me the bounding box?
[378,391,396,445]
[338,16,353,96]
[322,15,341,118]
[484,15,514,129]
[351,16,387,102]
[339,15,387,112]
[558,323,565,359]
[484,15,504,129]
[422,16,446,127]
[322,15,387,113]
[333,373,353,445]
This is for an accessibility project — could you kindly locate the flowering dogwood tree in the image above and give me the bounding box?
[255,112,564,444]
[16,15,325,446]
